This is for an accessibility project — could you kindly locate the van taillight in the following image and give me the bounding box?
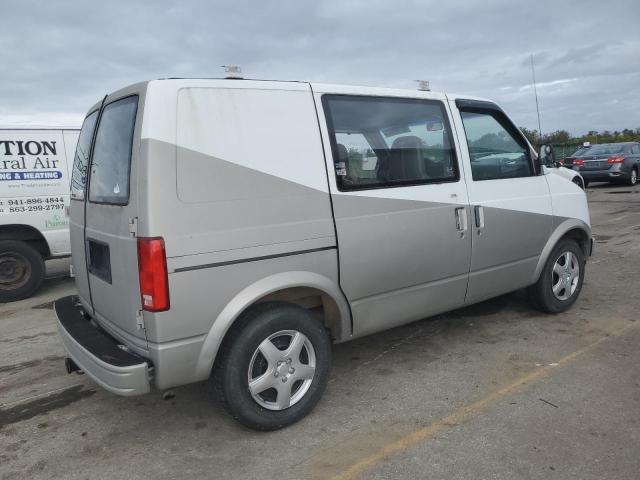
[137,237,170,312]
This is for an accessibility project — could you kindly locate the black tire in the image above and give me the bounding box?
[215,302,332,431]
[583,180,589,188]
[628,167,638,186]
[528,239,585,314]
[0,240,45,302]
[572,177,584,190]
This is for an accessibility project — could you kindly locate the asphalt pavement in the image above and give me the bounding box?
[1,183,639,480]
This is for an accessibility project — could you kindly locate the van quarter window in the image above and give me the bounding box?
[460,110,533,181]
[323,95,459,191]
[89,96,138,204]
[70,111,98,200]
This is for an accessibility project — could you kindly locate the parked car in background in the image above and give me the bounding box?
[562,144,591,167]
[564,142,640,187]
[0,126,79,301]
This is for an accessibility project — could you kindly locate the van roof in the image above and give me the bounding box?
[152,77,483,99]
[87,78,493,117]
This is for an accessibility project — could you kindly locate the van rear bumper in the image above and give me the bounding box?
[55,295,151,396]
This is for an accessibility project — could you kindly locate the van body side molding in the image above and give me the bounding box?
[173,246,337,273]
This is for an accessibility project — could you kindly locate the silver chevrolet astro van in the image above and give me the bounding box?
[55,78,592,430]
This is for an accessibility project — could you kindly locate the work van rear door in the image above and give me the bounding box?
[69,111,99,306]
[83,94,146,345]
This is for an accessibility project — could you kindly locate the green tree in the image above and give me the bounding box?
[519,126,539,145]
[542,130,571,144]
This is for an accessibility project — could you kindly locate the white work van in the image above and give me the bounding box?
[0,127,79,301]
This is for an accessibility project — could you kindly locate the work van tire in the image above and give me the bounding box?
[215,302,332,431]
[528,239,585,314]
[0,240,45,302]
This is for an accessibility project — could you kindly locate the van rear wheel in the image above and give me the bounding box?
[215,302,331,431]
[0,240,45,302]
[528,239,585,313]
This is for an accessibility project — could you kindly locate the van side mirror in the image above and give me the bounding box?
[537,144,556,171]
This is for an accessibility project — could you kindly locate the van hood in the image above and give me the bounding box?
[545,165,581,183]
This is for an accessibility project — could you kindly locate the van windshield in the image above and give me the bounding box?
[89,96,138,205]
[70,111,98,200]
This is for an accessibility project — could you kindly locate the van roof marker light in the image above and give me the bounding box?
[222,65,243,79]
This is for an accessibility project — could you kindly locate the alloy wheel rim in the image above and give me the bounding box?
[631,170,637,185]
[0,253,31,290]
[551,251,580,301]
[247,330,316,411]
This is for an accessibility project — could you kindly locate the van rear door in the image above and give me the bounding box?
[83,95,145,346]
[69,111,99,307]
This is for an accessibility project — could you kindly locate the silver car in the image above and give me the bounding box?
[56,79,592,430]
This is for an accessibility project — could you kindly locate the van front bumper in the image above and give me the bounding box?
[55,295,152,396]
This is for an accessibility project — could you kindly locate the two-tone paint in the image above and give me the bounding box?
[58,79,591,395]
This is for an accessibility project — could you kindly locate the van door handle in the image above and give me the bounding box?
[474,205,485,229]
[455,207,467,234]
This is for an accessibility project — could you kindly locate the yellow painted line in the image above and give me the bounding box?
[330,321,639,480]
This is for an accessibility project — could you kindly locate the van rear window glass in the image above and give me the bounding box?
[89,96,138,204]
[70,111,98,200]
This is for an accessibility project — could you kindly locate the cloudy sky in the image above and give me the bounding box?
[1,0,638,135]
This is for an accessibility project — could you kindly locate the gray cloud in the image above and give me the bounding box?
[1,0,638,135]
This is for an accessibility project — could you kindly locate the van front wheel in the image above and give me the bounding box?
[528,239,585,313]
[215,302,332,431]
[0,240,45,302]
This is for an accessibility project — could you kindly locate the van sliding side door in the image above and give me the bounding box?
[313,87,472,338]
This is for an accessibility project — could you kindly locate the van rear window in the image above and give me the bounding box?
[70,110,98,200]
[89,96,138,205]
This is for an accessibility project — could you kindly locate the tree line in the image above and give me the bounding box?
[520,127,640,147]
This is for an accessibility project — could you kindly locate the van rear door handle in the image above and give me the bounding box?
[455,207,467,233]
[474,205,485,229]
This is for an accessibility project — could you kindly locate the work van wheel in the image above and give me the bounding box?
[215,302,332,431]
[0,240,45,302]
[572,177,584,190]
[528,239,585,314]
